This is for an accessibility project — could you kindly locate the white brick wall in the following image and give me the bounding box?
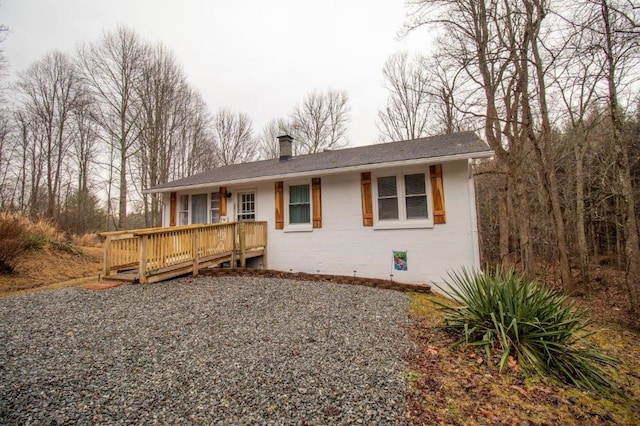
[161,159,480,294]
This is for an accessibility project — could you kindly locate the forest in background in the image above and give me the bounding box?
[0,1,639,311]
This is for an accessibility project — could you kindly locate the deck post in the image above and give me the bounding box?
[193,228,200,277]
[238,222,246,268]
[139,235,148,284]
[231,223,237,268]
[262,225,268,269]
[103,236,111,277]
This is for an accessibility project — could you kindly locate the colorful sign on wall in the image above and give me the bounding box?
[393,250,407,271]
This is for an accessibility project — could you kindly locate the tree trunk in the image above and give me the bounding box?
[514,172,535,277]
[574,141,590,292]
[499,175,510,264]
[118,148,127,230]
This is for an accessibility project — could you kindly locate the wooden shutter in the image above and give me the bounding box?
[430,164,446,224]
[219,187,227,217]
[312,178,322,228]
[275,181,284,229]
[361,172,373,226]
[169,192,177,227]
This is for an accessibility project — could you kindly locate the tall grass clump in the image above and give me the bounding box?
[437,266,619,396]
[0,212,30,273]
[0,212,81,273]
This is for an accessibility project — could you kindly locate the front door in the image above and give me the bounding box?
[237,191,256,222]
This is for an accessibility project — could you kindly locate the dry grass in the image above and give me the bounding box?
[0,245,103,297]
[0,212,103,296]
[71,232,103,248]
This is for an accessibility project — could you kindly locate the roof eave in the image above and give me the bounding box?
[144,150,494,194]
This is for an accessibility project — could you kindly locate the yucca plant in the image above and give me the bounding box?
[435,266,620,396]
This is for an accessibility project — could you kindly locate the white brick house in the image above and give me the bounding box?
[146,132,493,289]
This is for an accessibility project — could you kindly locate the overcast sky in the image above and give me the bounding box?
[1,0,433,147]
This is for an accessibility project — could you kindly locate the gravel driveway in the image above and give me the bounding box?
[0,277,411,425]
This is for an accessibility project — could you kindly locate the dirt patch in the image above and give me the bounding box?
[78,281,123,291]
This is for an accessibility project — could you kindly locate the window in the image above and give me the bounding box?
[210,193,220,223]
[377,176,399,220]
[191,194,208,224]
[405,174,428,219]
[179,195,189,225]
[237,191,256,221]
[375,172,430,226]
[289,184,310,224]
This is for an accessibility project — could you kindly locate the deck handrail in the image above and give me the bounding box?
[102,222,267,283]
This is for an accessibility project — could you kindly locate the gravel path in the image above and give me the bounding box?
[0,277,411,425]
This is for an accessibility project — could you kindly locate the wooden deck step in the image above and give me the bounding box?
[109,271,139,283]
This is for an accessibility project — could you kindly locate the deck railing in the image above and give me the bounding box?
[100,222,267,284]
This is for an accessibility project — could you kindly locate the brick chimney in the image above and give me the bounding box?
[277,135,293,161]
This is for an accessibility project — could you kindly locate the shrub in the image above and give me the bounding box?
[0,212,30,273]
[50,239,82,255]
[436,266,620,396]
[71,233,101,248]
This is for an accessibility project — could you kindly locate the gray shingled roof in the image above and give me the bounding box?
[147,131,492,193]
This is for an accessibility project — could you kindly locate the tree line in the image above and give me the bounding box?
[0,26,350,232]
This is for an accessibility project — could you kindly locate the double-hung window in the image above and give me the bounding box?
[404,174,428,219]
[375,171,430,228]
[289,184,310,224]
[377,176,399,220]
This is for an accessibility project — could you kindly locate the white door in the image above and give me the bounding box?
[237,191,256,222]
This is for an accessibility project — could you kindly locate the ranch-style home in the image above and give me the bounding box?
[143,131,493,289]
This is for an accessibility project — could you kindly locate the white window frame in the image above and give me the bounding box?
[372,168,434,230]
[284,180,313,232]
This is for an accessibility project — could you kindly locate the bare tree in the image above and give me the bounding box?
[15,51,81,220]
[135,44,188,226]
[291,89,350,153]
[0,24,9,94]
[258,117,292,159]
[77,26,147,229]
[377,51,431,142]
[421,52,479,135]
[0,110,12,208]
[175,91,216,178]
[212,108,256,166]
[68,89,100,232]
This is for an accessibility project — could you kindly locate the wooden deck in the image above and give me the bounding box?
[100,222,267,284]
